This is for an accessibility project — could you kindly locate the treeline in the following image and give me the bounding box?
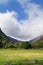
[0,29,43,49]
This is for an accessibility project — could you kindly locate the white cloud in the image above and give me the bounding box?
[17,0,30,5]
[0,0,43,41]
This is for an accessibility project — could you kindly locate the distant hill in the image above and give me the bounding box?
[0,29,20,43]
[0,28,15,48]
[0,29,31,49]
[0,28,43,43]
[30,35,43,43]
[0,28,9,42]
[0,28,43,49]
[0,29,30,43]
[30,35,43,49]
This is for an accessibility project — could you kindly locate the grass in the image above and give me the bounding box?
[0,49,43,65]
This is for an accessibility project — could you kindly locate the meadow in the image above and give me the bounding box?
[0,49,43,65]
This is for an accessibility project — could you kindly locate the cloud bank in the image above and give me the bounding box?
[0,0,43,41]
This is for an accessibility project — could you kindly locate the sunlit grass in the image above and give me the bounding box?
[0,49,43,65]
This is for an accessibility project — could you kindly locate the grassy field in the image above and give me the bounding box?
[0,49,43,65]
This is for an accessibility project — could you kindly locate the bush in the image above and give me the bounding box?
[31,41,43,49]
[14,42,31,49]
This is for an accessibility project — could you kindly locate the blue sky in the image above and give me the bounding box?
[32,0,43,7]
[0,0,28,20]
[0,0,43,20]
[0,0,43,41]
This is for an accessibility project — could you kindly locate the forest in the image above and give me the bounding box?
[0,28,43,49]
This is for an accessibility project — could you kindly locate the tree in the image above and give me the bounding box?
[0,29,3,48]
[20,42,31,49]
[31,41,43,49]
[14,42,31,49]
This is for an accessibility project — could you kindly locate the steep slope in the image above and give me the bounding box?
[30,35,43,49]
[30,35,43,43]
[0,29,19,43]
[0,28,16,48]
[0,28,8,41]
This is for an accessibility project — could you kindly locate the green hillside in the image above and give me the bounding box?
[0,29,32,49]
[0,29,15,48]
[0,28,43,49]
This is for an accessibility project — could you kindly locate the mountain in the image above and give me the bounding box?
[0,29,31,49]
[0,28,9,43]
[30,35,43,43]
[0,28,30,43]
[30,35,43,49]
[0,29,25,43]
[1,28,43,43]
[0,28,43,49]
[0,28,8,41]
[0,29,24,43]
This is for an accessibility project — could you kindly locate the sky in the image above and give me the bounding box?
[0,0,43,41]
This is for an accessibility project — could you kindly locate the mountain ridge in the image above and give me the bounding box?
[0,28,43,43]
